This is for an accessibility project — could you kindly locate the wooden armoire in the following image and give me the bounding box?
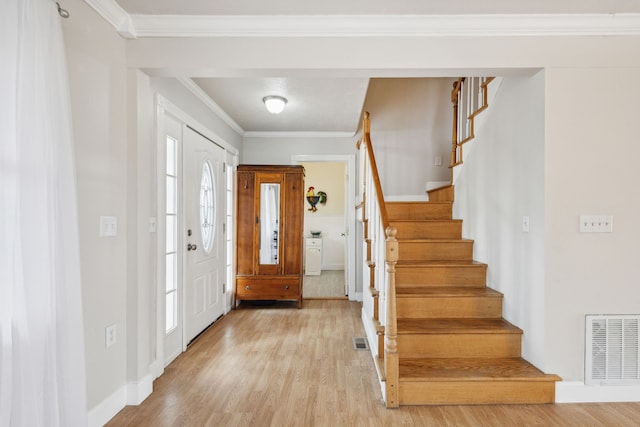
[235,165,305,308]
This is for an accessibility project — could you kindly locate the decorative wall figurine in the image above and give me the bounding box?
[306,186,327,212]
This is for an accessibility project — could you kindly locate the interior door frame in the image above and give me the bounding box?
[291,154,359,301]
[154,95,239,379]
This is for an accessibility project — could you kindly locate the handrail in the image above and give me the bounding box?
[450,77,494,168]
[357,111,398,408]
[361,112,389,230]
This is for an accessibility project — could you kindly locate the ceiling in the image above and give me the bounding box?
[115,0,640,16]
[108,0,640,134]
[191,77,369,134]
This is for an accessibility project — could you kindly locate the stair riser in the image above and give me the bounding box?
[397,297,503,319]
[391,221,462,240]
[387,203,452,220]
[398,241,473,261]
[399,381,556,405]
[396,266,487,287]
[398,334,521,358]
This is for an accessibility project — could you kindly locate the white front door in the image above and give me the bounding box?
[183,126,225,344]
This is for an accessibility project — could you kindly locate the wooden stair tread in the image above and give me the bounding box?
[386,201,452,206]
[390,219,461,223]
[396,260,486,267]
[396,286,502,298]
[396,238,473,243]
[397,318,521,334]
[399,358,561,382]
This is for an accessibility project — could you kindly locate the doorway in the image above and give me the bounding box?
[292,155,357,300]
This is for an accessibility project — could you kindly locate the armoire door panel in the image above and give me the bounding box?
[283,172,304,275]
[236,171,255,275]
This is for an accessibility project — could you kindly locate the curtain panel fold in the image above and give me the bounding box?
[1,0,88,425]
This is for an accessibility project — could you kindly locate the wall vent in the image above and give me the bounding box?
[585,315,640,385]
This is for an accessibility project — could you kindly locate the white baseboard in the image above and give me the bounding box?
[556,381,640,403]
[351,291,363,302]
[149,359,163,380]
[321,264,345,271]
[88,385,127,427]
[361,309,379,359]
[88,373,154,427]
[127,373,153,405]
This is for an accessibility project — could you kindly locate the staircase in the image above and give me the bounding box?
[386,185,561,405]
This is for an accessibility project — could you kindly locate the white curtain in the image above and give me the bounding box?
[0,0,88,426]
[259,184,279,264]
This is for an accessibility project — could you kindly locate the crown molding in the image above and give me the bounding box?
[83,3,640,39]
[176,78,245,135]
[243,131,355,139]
[83,0,135,38]
[129,13,640,38]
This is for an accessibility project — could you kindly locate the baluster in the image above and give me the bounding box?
[384,226,399,408]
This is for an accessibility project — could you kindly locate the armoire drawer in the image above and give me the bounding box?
[236,277,300,299]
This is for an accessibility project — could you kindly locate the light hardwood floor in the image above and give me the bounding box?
[106,300,640,426]
[303,270,347,299]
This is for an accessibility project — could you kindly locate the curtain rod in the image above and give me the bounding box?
[57,2,69,18]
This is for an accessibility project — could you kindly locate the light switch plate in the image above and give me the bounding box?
[580,215,613,233]
[100,216,117,237]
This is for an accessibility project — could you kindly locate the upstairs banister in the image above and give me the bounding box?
[450,77,494,168]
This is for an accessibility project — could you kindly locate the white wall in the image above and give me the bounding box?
[63,2,248,422]
[62,0,128,411]
[241,135,356,164]
[544,67,640,382]
[453,72,546,368]
[363,78,453,198]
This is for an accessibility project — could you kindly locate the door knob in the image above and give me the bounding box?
[187,243,197,251]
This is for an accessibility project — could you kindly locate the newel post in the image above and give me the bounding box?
[384,226,399,408]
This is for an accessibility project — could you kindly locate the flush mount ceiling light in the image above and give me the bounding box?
[263,95,288,114]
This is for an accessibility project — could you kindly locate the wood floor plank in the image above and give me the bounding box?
[105,300,640,426]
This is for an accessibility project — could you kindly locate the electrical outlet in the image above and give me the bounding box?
[105,324,116,348]
[522,216,530,233]
[149,217,157,233]
[435,155,442,166]
[580,215,613,233]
